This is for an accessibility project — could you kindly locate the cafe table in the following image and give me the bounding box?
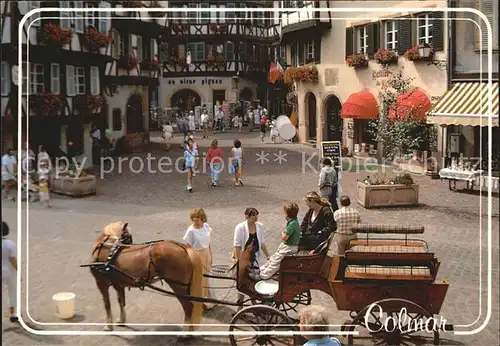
[438,168,484,191]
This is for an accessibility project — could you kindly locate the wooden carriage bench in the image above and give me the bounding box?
[349,224,428,250]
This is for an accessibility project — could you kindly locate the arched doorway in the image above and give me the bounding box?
[324,95,343,142]
[305,92,317,140]
[171,89,201,111]
[239,87,253,101]
[126,94,144,134]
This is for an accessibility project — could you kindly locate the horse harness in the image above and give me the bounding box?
[91,236,191,290]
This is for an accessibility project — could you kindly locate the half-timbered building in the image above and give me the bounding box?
[158,1,280,115]
[1,1,115,160]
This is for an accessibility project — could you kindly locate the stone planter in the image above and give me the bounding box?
[50,175,97,197]
[357,181,419,208]
[124,133,145,153]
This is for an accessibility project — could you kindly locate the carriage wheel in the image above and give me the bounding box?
[229,305,299,346]
[272,290,312,319]
[346,298,440,345]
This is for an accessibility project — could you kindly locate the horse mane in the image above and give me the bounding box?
[103,221,127,239]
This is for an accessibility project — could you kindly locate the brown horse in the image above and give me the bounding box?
[90,221,203,331]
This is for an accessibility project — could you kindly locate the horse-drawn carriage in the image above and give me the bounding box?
[83,222,452,345]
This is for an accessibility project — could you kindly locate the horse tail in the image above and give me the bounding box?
[186,247,203,327]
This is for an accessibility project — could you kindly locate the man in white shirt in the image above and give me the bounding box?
[200,109,209,138]
[213,107,224,133]
[2,149,17,201]
[253,106,261,130]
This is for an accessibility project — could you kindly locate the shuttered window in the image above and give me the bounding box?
[31,64,44,94]
[74,1,84,33]
[66,65,75,96]
[159,42,168,61]
[150,38,156,60]
[357,26,368,54]
[345,27,354,56]
[417,14,433,45]
[200,3,210,23]
[50,64,60,94]
[0,62,10,96]
[384,21,398,51]
[475,0,499,51]
[75,67,85,95]
[111,30,120,59]
[187,42,205,61]
[366,22,380,57]
[28,1,41,27]
[136,36,143,60]
[227,3,236,23]
[90,66,99,95]
[99,2,111,34]
[397,17,412,55]
[85,2,98,28]
[307,41,315,60]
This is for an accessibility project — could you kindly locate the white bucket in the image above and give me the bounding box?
[52,292,76,319]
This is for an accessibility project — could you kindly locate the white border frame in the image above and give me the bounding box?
[16,6,494,338]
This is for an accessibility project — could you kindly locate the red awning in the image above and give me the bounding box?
[389,88,432,122]
[340,91,379,119]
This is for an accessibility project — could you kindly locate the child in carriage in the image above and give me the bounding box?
[250,202,300,281]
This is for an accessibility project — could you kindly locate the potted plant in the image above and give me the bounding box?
[357,172,419,208]
[118,55,139,70]
[51,164,96,197]
[346,53,368,68]
[403,46,421,61]
[40,23,73,47]
[83,26,112,52]
[374,49,398,65]
[29,93,63,115]
[404,45,434,62]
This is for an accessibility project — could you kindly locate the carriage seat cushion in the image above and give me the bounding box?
[345,265,432,280]
[349,245,428,253]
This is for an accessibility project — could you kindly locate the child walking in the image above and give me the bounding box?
[183,208,215,310]
[38,177,51,207]
[230,139,245,186]
[250,202,301,281]
[206,139,224,187]
[259,114,268,143]
[184,137,198,192]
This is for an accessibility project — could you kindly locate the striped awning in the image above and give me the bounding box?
[427,82,499,126]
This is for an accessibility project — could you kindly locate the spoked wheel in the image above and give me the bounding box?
[272,290,312,319]
[345,298,440,345]
[229,305,299,346]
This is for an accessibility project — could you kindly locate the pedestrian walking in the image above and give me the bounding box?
[38,176,51,208]
[332,196,361,255]
[188,111,196,132]
[318,158,338,211]
[206,139,224,187]
[2,149,17,201]
[299,306,341,345]
[201,109,209,138]
[2,221,18,323]
[259,114,268,143]
[270,119,279,144]
[184,137,199,192]
[230,139,245,186]
[183,208,216,310]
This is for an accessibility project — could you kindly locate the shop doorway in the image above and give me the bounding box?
[305,92,317,140]
[126,94,144,134]
[213,89,226,107]
[239,87,253,101]
[324,95,343,142]
[171,89,201,111]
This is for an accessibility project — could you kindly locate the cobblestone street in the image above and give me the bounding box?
[2,131,499,346]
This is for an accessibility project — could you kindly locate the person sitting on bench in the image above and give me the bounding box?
[250,202,300,281]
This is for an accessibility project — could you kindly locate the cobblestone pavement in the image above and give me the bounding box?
[2,130,499,345]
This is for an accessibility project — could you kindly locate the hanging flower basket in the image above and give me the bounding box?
[83,26,111,52]
[140,59,161,70]
[29,93,63,115]
[118,55,139,70]
[40,23,73,47]
[149,1,165,17]
[210,23,228,34]
[284,65,319,86]
[374,49,399,65]
[74,94,104,114]
[122,1,143,8]
[346,53,368,68]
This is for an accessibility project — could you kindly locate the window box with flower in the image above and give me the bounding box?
[82,26,112,52]
[357,172,419,208]
[118,55,139,70]
[346,53,368,69]
[29,93,64,115]
[374,49,399,65]
[74,94,105,114]
[284,65,319,86]
[39,23,73,48]
[404,45,434,62]
[173,23,189,34]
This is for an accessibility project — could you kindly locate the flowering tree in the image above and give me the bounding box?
[367,68,437,160]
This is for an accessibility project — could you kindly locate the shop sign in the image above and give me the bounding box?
[371,69,391,88]
[165,78,224,86]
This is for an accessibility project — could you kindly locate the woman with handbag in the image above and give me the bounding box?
[299,191,336,252]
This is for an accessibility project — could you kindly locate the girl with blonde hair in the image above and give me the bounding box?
[299,191,336,251]
[183,208,215,310]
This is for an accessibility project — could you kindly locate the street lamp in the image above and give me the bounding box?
[186,51,192,65]
[418,43,433,59]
